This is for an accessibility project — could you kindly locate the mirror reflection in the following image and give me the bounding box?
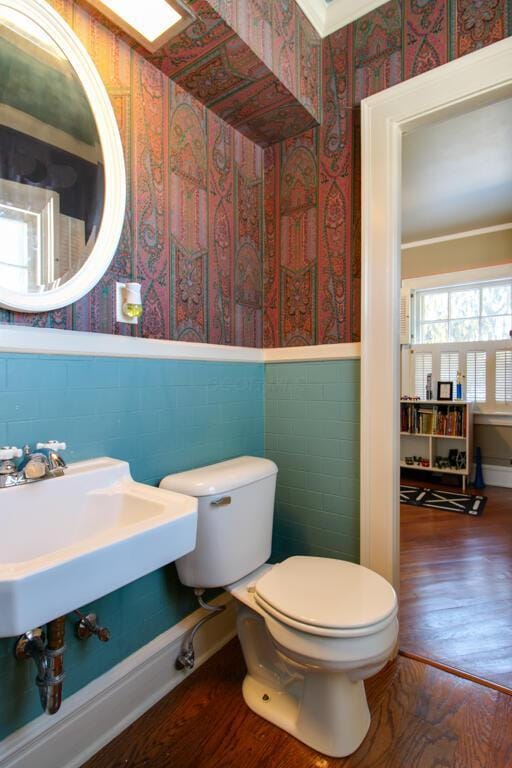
[0,8,104,294]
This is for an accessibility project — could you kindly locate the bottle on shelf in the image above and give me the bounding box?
[456,370,463,400]
[426,373,432,401]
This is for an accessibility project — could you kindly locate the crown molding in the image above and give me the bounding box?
[294,0,326,35]
[401,263,512,290]
[294,0,388,37]
[401,221,512,249]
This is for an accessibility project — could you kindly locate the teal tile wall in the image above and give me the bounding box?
[265,360,360,563]
[0,354,362,743]
[0,353,264,741]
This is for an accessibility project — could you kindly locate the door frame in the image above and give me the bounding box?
[359,36,512,588]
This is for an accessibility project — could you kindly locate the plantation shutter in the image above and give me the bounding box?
[496,350,512,403]
[400,289,412,345]
[466,351,486,403]
[440,352,459,388]
[414,352,432,398]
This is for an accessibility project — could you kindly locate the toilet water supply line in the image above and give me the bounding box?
[15,589,221,713]
[175,589,226,671]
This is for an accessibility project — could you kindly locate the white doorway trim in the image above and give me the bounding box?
[359,36,512,589]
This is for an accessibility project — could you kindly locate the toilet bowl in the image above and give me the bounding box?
[160,457,398,758]
[228,558,398,757]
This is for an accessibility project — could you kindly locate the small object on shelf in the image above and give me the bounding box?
[448,449,458,468]
[405,456,414,466]
[421,458,430,467]
[456,370,463,400]
[426,373,432,401]
[437,381,453,401]
[434,453,464,470]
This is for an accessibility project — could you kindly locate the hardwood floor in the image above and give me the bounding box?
[83,638,512,768]
[82,482,512,767]
[400,481,512,690]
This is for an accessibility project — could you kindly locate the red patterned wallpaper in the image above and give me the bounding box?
[209,0,322,121]
[2,0,510,347]
[75,0,321,146]
[1,0,264,347]
[263,0,512,347]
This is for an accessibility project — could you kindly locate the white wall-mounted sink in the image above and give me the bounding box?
[0,458,198,637]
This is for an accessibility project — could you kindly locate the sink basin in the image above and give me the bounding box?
[0,458,198,637]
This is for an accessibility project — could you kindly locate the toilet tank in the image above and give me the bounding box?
[160,457,277,588]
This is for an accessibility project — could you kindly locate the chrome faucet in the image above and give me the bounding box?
[0,441,67,489]
[0,446,22,488]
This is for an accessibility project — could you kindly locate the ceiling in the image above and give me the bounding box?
[294,0,386,36]
[401,98,512,243]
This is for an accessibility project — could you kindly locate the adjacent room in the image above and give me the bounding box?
[398,97,512,691]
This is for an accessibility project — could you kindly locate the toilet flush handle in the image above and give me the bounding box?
[211,496,231,507]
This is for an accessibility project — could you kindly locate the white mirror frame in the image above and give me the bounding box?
[360,36,512,589]
[0,0,126,313]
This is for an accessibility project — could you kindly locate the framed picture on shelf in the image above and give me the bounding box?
[437,381,453,401]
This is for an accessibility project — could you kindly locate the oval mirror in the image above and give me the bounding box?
[0,0,125,312]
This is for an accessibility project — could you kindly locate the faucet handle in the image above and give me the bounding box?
[0,446,22,460]
[24,458,47,479]
[36,441,67,451]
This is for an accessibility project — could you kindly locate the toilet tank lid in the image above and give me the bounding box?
[160,456,277,497]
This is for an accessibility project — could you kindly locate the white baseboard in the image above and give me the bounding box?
[0,593,236,768]
[477,463,512,489]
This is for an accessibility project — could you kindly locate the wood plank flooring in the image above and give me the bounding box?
[400,482,512,690]
[82,481,512,767]
[83,638,512,768]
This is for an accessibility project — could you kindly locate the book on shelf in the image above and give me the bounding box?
[400,402,466,437]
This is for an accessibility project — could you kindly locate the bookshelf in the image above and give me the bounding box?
[400,400,473,492]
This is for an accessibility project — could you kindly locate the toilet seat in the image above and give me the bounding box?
[254,594,397,638]
[254,556,397,638]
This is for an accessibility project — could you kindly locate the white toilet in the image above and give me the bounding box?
[160,456,398,758]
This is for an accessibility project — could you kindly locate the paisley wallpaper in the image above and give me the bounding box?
[1,0,510,347]
[263,0,512,347]
[76,0,321,146]
[209,0,322,121]
[1,0,264,347]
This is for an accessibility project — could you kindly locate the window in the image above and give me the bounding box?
[416,280,512,344]
[406,276,512,412]
[414,351,432,398]
[496,350,512,404]
[0,216,29,292]
[440,352,459,388]
[466,351,486,403]
[0,181,59,291]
